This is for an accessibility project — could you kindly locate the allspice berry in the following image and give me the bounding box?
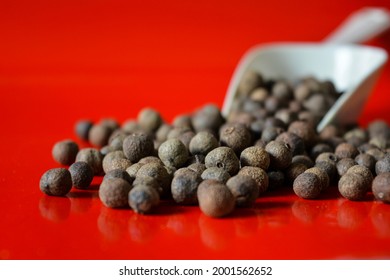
[40,168,72,196]
[355,153,376,174]
[315,160,337,183]
[293,172,321,199]
[104,169,133,185]
[88,124,112,147]
[99,178,132,208]
[305,167,330,191]
[275,132,305,156]
[226,174,259,207]
[201,167,231,183]
[219,123,252,155]
[189,131,219,156]
[205,147,240,175]
[285,162,308,184]
[52,139,79,166]
[128,185,160,214]
[288,121,317,147]
[238,166,269,195]
[74,120,93,141]
[137,107,162,132]
[335,143,359,159]
[102,151,132,173]
[158,138,189,168]
[237,70,263,96]
[240,146,270,170]
[265,140,292,170]
[347,165,374,189]
[136,162,172,198]
[336,158,357,177]
[69,161,94,189]
[123,133,154,163]
[338,173,368,201]
[375,154,390,175]
[372,172,390,203]
[191,104,224,133]
[197,179,235,218]
[76,148,104,175]
[171,168,202,204]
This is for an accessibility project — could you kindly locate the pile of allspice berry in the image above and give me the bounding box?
[40,69,390,218]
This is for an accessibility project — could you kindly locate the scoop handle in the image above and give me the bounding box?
[324,7,390,44]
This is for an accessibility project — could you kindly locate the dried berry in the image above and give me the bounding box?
[189,131,219,156]
[158,138,189,168]
[372,172,390,203]
[197,179,235,218]
[355,153,376,174]
[240,146,270,170]
[205,147,240,175]
[238,166,269,195]
[288,121,317,147]
[366,148,386,161]
[138,156,163,165]
[137,107,162,132]
[128,185,160,214]
[187,162,206,176]
[103,169,133,185]
[336,158,357,177]
[237,70,263,96]
[315,160,337,183]
[192,104,224,133]
[201,167,231,183]
[338,173,368,201]
[69,161,94,189]
[76,148,104,175]
[293,173,321,199]
[172,114,193,129]
[156,123,172,142]
[171,168,202,204]
[52,139,79,166]
[99,178,132,208]
[305,167,329,191]
[261,126,285,143]
[102,151,132,173]
[347,165,374,189]
[136,162,172,198]
[315,152,338,164]
[292,155,314,168]
[40,168,72,196]
[219,123,252,155]
[275,132,305,156]
[285,163,308,184]
[310,143,333,161]
[265,140,292,170]
[125,162,144,179]
[226,174,259,207]
[88,124,112,147]
[375,154,390,175]
[335,143,359,159]
[74,120,93,141]
[123,133,154,163]
[99,118,119,132]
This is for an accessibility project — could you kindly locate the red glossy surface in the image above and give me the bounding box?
[1,0,390,260]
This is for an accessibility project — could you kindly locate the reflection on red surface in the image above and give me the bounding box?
[337,200,371,230]
[371,202,390,238]
[39,196,71,222]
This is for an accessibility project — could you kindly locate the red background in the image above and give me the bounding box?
[1,0,390,259]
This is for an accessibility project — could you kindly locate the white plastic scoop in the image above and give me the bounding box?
[222,8,390,132]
